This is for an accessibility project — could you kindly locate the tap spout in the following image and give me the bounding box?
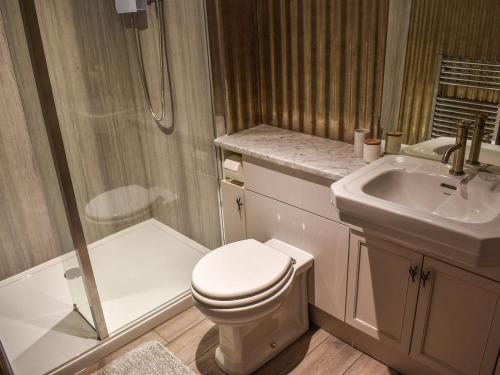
[441,143,462,164]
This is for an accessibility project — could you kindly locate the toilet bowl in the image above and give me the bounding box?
[191,238,313,374]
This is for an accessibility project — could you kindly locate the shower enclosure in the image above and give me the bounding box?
[0,0,222,373]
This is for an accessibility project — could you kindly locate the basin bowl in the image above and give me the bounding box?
[362,168,500,224]
[331,155,500,267]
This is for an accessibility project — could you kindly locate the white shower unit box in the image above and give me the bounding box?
[114,0,147,14]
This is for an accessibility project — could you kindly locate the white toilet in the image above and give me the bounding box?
[191,238,313,374]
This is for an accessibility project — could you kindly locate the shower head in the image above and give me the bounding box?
[115,0,147,14]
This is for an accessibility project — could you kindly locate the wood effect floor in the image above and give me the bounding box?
[84,307,398,375]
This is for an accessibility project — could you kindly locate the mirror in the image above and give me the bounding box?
[379,0,500,166]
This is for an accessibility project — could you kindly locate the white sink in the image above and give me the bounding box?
[331,155,500,267]
[402,137,500,166]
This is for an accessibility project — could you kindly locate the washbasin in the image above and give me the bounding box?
[362,168,500,224]
[331,155,500,267]
[402,136,500,166]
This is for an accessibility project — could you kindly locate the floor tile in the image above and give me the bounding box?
[344,353,400,375]
[166,319,219,365]
[255,326,330,375]
[155,306,205,343]
[189,346,225,375]
[290,336,362,375]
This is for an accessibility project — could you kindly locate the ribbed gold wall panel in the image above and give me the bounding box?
[218,0,389,143]
[257,0,389,142]
[399,0,500,144]
[218,0,261,133]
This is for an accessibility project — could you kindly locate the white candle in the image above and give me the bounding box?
[354,128,370,157]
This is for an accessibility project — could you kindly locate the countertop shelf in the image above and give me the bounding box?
[214,124,367,181]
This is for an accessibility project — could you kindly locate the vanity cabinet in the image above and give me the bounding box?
[348,233,500,375]
[217,146,500,375]
[346,233,422,353]
[410,257,500,375]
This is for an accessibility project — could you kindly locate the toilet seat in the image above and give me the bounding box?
[191,239,294,309]
[191,265,294,308]
[192,264,296,326]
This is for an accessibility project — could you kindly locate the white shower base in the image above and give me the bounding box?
[67,218,207,333]
[0,219,207,375]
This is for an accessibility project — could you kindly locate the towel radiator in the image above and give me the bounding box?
[428,57,500,144]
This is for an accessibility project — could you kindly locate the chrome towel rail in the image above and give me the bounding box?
[429,56,500,143]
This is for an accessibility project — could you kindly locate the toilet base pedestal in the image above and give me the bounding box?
[214,273,309,374]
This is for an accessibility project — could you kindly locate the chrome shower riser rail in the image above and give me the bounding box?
[130,0,175,133]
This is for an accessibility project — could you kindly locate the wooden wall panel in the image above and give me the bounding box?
[35,0,152,243]
[135,0,222,249]
[0,10,59,280]
[398,0,500,144]
[0,0,73,254]
[35,0,221,249]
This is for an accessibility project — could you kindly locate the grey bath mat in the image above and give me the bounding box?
[95,341,195,375]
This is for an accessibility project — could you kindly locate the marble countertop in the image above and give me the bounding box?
[214,124,367,181]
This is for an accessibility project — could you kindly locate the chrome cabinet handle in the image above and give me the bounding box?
[421,270,431,287]
[408,265,418,283]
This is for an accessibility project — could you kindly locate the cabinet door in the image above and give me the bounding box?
[220,180,246,243]
[410,257,500,375]
[346,233,422,353]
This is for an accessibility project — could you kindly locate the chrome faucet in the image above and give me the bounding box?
[441,120,471,175]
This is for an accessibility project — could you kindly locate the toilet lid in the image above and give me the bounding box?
[191,239,292,300]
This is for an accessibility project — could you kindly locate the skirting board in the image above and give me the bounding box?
[309,304,440,375]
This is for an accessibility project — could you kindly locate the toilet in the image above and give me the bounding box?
[191,238,313,374]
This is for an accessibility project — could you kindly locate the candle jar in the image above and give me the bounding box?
[385,131,403,155]
[363,138,381,163]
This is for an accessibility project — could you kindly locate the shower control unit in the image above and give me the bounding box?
[115,0,147,14]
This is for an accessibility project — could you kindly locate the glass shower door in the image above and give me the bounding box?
[0,1,106,373]
[32,0,222,335]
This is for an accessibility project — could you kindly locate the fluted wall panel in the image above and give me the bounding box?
[257,0,389,143]
[398,0,500,144]
[218,0,261,133]
[219,0,389,143]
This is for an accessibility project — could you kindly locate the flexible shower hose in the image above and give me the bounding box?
[131,0,175,133]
